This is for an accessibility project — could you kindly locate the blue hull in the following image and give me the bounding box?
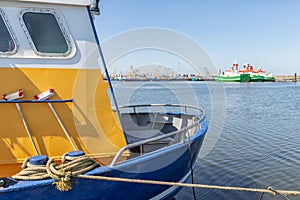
[0,121,207,200]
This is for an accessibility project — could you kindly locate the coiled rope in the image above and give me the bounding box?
[11,157,51,180]
[11,155,300,198]
[12,153,99,191]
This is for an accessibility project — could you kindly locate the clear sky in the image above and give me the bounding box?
[95,0,300,75]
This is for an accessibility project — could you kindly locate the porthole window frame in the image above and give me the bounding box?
[0,8,18,56]
[19,8,74,58]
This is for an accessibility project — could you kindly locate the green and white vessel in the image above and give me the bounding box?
[214,62,275,82]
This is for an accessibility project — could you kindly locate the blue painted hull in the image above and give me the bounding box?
[0,121,207,200]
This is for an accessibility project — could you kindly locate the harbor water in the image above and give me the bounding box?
[113,81,300,200]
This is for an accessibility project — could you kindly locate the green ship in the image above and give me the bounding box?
[215,63,275,82]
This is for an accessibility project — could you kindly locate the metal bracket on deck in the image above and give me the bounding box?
[1,89,76,155]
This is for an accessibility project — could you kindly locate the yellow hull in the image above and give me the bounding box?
[0,67,126,176]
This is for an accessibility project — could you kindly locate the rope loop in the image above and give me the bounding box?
[12,157,50,180]
[12,154,99,192]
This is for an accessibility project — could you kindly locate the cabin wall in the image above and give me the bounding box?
[0,1,126,171]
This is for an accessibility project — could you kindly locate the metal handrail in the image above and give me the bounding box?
[110,104,206,166]
[118,103,205,116]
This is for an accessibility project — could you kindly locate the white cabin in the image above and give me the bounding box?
[0,0,126,177]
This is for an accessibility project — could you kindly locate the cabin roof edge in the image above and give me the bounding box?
[6,0,93,6]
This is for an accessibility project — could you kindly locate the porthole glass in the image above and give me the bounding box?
[0,10,16,54]
[20,9,73,57]
[22,12,69,54]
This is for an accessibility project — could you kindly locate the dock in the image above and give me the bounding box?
[275,74,299,82]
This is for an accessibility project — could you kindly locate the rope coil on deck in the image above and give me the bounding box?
[12,153,99,191]
[11,157,51,180]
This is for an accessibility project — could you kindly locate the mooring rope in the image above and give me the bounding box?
[11,157,51,180]
[77,174,300,197]
[11,155,300,198]
[12,154,99,191]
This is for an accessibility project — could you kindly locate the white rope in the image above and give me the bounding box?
[12,154,99,191]
[11,154,300,197]
[77,175,300,197]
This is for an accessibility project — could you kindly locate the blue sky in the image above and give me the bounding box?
[95,0,300,75]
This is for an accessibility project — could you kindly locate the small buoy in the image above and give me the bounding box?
[29,155,48,165]
[67,151,85,157]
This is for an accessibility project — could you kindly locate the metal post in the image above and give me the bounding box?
[16,103,39,155]
[133,107,136,114]
[47,102,78,151]
[87,7,125,135]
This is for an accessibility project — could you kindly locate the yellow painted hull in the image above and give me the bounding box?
[0,68,126,176]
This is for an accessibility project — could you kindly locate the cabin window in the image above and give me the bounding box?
[0,10,17,54]
[20,9,72,57]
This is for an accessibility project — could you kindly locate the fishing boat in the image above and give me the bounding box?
[0,0,208,199]
[214,62,275,82]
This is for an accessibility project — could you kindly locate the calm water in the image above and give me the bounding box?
[113,81,300,200]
